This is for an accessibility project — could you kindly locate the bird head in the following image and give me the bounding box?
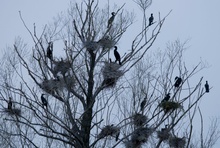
[114,46,117,50]
[111,12,115,16]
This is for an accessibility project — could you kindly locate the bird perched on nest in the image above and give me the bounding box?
[161,93,170,103]
[107,12,116,28]
[8,97,12,110]
[114,46,122,65]
[47,42,53,60]
[174,76,182,88]
[204,81,209,93]
[41,94,48,108]
[149,13,154,26]
[140,97,147,112]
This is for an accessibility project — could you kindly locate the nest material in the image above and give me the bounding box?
[63,76,76,89]
[102,62,123,87]
[97,125,120,139]
[53,60,71,76]
[41,78,65,93]
[157,128,171,141]
[131,127,152,146]
[169,136,186,148]
[4,108,21,116]
[98,36,116,49]
[84,41,100,51]
[132,113,148,127]
[159,101,182,113]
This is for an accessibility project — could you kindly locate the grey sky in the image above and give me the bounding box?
[1,0,220,147]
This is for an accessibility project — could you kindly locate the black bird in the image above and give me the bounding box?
[174,76,182,88]
[140,98,147,112]
[41,94,48,108]
[115,132,120,141]
[47,42,53,60]
[149,13,154,26]
[205,81,209,93]
[114,46,121,65]
[107,12,116,28]
[161,93,170,103]
[8,97,12,110]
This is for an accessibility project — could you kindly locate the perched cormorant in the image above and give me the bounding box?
[115,132,120,141]
[47,42,53,60]
[8,97,12,110]
[41,94,48,108]
[161,93,170,103]
[174,76,182,88]
[107,12,116,28]
[140,98,147,112]
[114,46,121,65]
[149,13,154,26]
[205,81,209,93]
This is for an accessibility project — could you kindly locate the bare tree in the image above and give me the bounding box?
[0,0,218,148]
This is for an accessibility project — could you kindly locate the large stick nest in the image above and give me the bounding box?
[102,62,123,87]
[157,128,171,141]
[97,36,116,49]
[84,41,100,51]
[97,125,120,139]
[53,59,71,76]
[132,113,148,127]
[168,136,186,148]
[159,101,183,113]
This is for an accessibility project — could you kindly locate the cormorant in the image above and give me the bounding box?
[8,97,12,110]
[149,13,154,26]
[115,132,120,141]
[107,12,116,28]
[47,42,53,60]
[114,46,121,65]
[41,94,48,108]
[174,76,182,88]
[205,81,209,93]
[161,93,170,103]
[140,98,147,112]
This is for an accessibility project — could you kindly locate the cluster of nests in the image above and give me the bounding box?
[157,126,186,148]
[97,124,120,141]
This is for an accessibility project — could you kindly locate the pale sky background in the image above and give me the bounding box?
[1,0,220,147]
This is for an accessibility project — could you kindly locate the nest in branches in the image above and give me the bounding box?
[159,101,182,113]
[41,78,65,93]
[102,62,123,87]
[84,41,100,51]
[126,127,153,147]
[4,108,21,116]
[97,36,116,49]
[97,125,120,140]
[132,113,148,127]
[157,128,171,141]
[63,76,76,89]
[169,136,186,148]
[53,59,71,76]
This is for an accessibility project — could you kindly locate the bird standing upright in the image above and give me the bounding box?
[140,97,147,112]
[114,46,121,65]
[174,76,182,88]
[204,81,209,93]
[41,94,48,108]
[161,93,170,103]
[8,97,12,110]
[107,12,116,28]
[47,42,53,60]
[149,13,154,26]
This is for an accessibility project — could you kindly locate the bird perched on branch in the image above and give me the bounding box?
[41,94,48,108]
[114,46,121,65]
[204,81,209,93]
[161,93,170,103]
[47,42,53,60]
[140,97,147,112]
[149,13,154,26]
[174,76,182,88]
[107,12,116,28]
[8,97,12,110]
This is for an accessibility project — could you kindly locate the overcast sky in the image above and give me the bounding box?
[1,0,220,147]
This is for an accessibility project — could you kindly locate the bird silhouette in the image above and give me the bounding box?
[114,46,121,65]
[161,93,170,103]
[204,81,209,93]
[8,97,12,110]
[47,42,53,60]
[41,94,48,108]
[107,12,116,28]
[174,76,182,88]
[140,98,147,112]
[149,13,154,26]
